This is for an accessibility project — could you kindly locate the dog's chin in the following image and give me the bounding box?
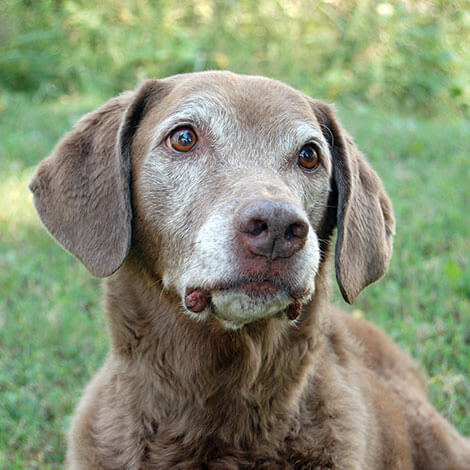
[181,279,315,329]
[210,288,293,330]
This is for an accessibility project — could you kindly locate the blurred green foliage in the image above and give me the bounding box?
[1,0,470,113]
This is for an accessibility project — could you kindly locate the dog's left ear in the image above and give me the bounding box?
[312,101,396,304]
[29,80,165,277]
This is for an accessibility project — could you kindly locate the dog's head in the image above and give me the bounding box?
[30,71,395,329]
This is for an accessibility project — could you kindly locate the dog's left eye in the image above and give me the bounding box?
[168,127,198,152]
[298,144,320,170]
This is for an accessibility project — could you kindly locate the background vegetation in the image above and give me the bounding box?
[1,0,469,468]
[1,0,470,113]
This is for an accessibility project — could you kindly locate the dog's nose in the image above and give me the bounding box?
[235,200,309,259]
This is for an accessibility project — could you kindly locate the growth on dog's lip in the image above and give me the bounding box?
[286,298,302,320]
[184,288,211,313]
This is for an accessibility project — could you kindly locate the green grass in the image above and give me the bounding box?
[0,93,107,469]
[0,93,469,468]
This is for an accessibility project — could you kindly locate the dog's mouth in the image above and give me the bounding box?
[184,279,305,328]
[185,279,285,310]
[226,279,282,297]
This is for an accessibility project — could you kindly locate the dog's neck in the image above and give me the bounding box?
[104,254,331,445]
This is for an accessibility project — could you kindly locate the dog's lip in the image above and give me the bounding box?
[220,279,281,297]
[188,277,304,299]
[184,278,309,321]
[184,278,308,314]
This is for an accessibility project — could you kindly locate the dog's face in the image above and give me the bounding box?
[30,71,395,329]
[131,74,332,328]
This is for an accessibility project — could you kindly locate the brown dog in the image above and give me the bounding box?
[30,71,470,469]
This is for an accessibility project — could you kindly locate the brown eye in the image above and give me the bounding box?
[298,144,320,170]
[169,127,198,152]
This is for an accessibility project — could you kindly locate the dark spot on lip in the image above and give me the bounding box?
[286,299,302,320]
[185,288,211,313]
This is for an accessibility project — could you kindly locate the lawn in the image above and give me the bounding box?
[0,92,469,468]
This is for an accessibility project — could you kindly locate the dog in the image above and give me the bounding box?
[30,71,470,469]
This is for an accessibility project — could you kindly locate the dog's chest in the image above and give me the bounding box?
[139,426,337,469]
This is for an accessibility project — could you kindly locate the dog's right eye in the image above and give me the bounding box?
[168,127,198,152]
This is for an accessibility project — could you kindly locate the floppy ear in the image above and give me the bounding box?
[29,80,164,277]
[313,101,396,303]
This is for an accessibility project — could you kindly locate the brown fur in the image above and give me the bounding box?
[30,71,470,469]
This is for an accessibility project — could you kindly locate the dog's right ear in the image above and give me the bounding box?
[29,80,165,277]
